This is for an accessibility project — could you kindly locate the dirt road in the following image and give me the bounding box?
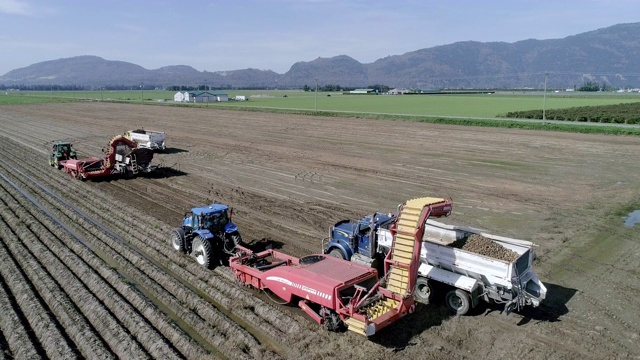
[0,102,639,359]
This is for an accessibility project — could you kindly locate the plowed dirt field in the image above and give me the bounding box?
[0,102,639,359]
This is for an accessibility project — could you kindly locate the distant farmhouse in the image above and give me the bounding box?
[173,90,228,102]
[387,88,411,95]
[348,88,376,94]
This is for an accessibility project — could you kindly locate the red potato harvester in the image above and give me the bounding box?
[230,197,453,336]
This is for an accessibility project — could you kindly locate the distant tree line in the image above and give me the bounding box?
[303,84,391,92]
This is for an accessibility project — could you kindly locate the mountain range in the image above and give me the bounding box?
[2,22,640,89]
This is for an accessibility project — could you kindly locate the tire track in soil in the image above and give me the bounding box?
[0,150,287,359]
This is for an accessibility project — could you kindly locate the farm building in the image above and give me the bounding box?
[349,88,376,94]
[387,88,410,95]
[190,90,229,102]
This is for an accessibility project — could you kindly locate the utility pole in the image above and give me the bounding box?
[543,72,548,122]
[141,83,144,103]
[314,78,318,112]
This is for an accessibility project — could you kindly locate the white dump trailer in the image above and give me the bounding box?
[125,129,166,151]
[376,219,546,315]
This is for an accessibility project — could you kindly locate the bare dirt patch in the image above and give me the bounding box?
[0,102,639,359]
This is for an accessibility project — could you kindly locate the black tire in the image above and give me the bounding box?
[445,289,471,315]
[192,235,213,268]
[414,277,433,304]
[329,248,345,260]
[230,232,242,247]
[171,228,186,252]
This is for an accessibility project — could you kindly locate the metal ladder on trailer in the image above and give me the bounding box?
[130,155,138,175]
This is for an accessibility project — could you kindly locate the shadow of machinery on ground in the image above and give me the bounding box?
[510,282,577,326]
[141,165,188,179]
[370,302,452,350]
[242,237,285,252]
[159,147,189,154]
[371,281,577,349]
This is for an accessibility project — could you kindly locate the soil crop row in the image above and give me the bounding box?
[0,213,78,358]
[0,137,312,352]
[0,152,281,359]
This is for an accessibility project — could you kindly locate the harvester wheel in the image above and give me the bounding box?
[414,277,433,304]
[170,228,186,253]
[192,236,213,268]
[329,248,345,260]
[445,289,471,315]
[320,308,342,332]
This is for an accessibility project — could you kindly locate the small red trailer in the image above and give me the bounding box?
[230,197,453,336]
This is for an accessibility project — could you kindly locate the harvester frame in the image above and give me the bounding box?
[230,197,453,336]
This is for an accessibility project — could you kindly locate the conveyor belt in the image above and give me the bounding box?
[385,197,446,296]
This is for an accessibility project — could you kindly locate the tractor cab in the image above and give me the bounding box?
[172,202,243,267]
[50,141,77,169]
[183,203,237,235]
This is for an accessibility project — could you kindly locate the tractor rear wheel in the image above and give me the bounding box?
[192,236,213,268]
[329,248,345,260]
[171,228,186,252]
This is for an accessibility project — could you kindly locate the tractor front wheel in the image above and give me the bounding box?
[171,228,186,253]
[192,236,213,268]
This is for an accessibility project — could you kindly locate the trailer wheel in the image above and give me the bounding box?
[445,289,471,315]
[192,236,213,268]
[170,228,186,252]
[329,248,345,260]
[414,277,433,304]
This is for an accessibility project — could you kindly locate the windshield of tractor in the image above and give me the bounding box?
[201,211,229,232]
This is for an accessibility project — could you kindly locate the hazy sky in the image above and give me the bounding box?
[1,0,638,75]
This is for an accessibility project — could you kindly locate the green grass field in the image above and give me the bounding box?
[3,89,640,135]
[3,89,640,117]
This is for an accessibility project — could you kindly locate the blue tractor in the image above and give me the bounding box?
[323,212,396,267]
[170,203,242,268]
